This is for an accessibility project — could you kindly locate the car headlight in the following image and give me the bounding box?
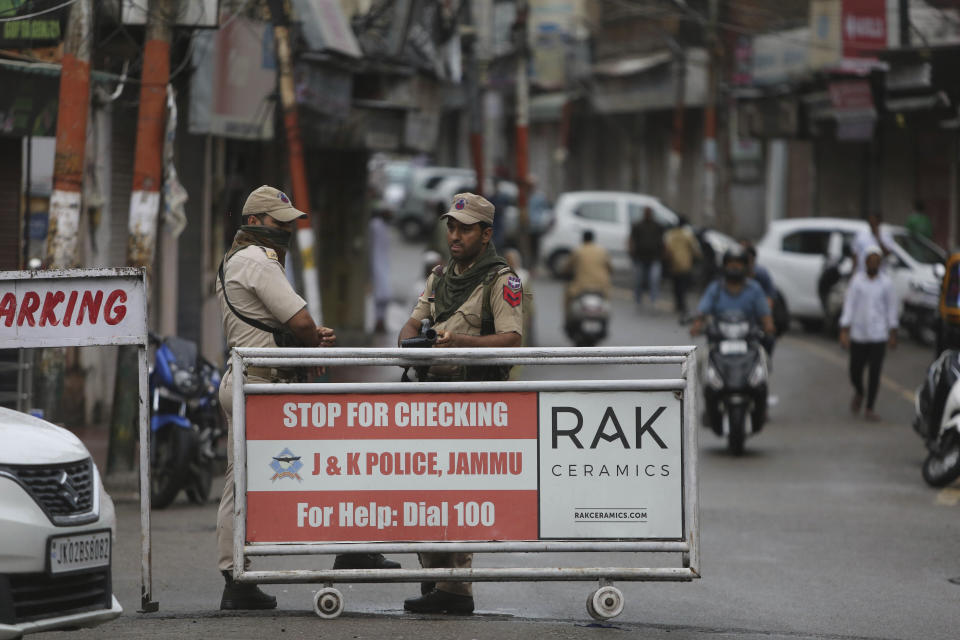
[705,364,724,390]
[748,360,767,387]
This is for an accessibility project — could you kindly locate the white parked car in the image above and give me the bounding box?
[756,217,945,330]
[0,408,121,638]
[540,191,679,277]
[395,166,475,241]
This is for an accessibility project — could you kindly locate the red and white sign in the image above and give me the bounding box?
[829,79,874,112]
[244,389,684,543]
[842,0,886,58]
[0,269,147,348]
[246,392,538,542]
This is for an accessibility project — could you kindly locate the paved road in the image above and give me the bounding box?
[41,235,960,639]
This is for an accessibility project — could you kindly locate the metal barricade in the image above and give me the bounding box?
[231,346,700,620]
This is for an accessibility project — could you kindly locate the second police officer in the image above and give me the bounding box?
[397,192,524,614]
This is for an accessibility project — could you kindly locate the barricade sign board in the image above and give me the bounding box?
[232,346,700,621]
[0,268,157,613]
[244,390,683,543]
[0,268,147,348]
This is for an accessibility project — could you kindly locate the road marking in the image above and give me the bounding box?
[935,487,960,506]
[781,335,916,405]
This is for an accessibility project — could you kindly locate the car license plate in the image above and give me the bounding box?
[48,530,111,575]
[719,339,748,355]
[582,319,604,334]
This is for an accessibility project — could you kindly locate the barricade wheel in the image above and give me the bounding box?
[313,587,344,619]
[587,585,624,620]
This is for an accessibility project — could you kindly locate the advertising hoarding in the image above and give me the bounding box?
[244,389,683,543]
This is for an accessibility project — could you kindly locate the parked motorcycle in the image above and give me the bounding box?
[913,349,960,487]
[564,291,610,347]
[149,333,224,509]
[702,311,769,455]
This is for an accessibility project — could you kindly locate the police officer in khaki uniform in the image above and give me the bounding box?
[398,192,523,615]
[216,186,398,610]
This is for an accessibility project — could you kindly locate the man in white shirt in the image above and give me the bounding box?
[851,213,894,274]
[839,245,899,421]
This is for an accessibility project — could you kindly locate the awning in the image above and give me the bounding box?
[530,92,568,123]
[590,48,707,114]
[886,92,951,112]
[592,51,672,77]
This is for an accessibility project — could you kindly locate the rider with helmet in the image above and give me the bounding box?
[690,246,775,342]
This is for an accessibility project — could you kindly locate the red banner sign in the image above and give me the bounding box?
[842,0,886,58]
[245,392,539,542]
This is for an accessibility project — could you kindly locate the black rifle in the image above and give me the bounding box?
[400,319,437,381]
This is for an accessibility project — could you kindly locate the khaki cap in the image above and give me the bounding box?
[242,185,306,222]
[442,192,495,226]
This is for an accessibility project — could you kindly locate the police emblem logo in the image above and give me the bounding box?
[278,191,291,204]
[455,198,466,210]
[507,275,522,291]
[264,248,279,262]
[270,447,303,482]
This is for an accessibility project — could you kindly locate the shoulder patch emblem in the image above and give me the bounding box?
[507,274,522,291]
[503,285,522,307]
[263,248,279,262]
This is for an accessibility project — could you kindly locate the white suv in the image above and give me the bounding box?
[756,217,945,330]
[540,191,679,277]
[0,408,121,638]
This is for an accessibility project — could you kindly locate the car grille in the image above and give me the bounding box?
[0,568,112,624]
[6,459,95,525]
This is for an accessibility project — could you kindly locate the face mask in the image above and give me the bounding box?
[724,266,746,282]
[240,224,293,248]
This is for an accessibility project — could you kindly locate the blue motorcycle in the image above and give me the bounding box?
[149,333,224,509]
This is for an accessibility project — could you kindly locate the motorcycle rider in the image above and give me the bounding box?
[689,246,775,342]
[561,229,612,311]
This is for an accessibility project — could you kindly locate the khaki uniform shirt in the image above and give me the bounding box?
[566,243,612,298]
[411,269,523,337]
[664,226,701,274]
[217,244,306,361]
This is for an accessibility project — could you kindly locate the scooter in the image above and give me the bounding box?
[913,349,960,487]
[564,291,610,347]
[149,333,224,509]
[702,311,769,455]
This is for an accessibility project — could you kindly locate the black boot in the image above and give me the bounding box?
[332,553,401,570]
[420,581,435,595]
[220,571,277,610]
[404,589,474,615]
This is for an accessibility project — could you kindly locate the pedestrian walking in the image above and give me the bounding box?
[215,186,398,610]
[397,192,523,615]
[629,207,665,310]
[368,201,392,333]
[489,175,511,249]
[663,216,701,319]
[839,245,899,422]
[527,174,551,269]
